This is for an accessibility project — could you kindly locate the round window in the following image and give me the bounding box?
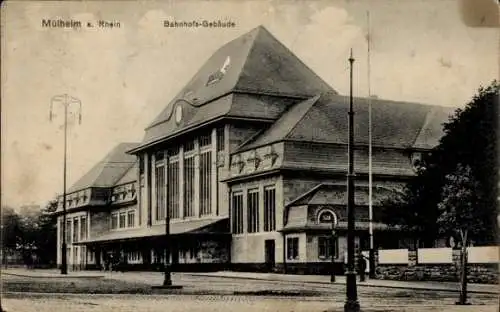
[175,104,183,124]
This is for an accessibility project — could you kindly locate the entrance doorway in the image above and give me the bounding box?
[264,239,275,272]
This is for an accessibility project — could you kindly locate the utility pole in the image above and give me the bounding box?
[50,94,82,275]
[367,10,376,279]
[344,49,360,312]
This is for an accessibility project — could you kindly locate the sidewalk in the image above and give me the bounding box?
[185,271,499,295]
[2,268,104,279]
[3,268,498,295]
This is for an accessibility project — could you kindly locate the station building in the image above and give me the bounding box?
[55,26,453,273]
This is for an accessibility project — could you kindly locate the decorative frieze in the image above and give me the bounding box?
[111,182,137,204]
[231,154,245,173]
[263,146,279,167]
[246,150,261,170]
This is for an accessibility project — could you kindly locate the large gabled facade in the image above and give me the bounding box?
[56,26,454,273]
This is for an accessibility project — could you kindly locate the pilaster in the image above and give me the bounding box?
[179,145,185,219]
[137,154,142,226]
[144,153,151,226]
[259,184,265,232]
[57,216,61,265]
[69,218,73,267]
[194,139,200,218]
[211,128,217,216]
[151,153,157,223]
[87,211,91,239]
[242,191,248,233]
[77,217,81,265]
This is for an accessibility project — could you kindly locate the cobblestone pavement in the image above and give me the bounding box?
[101,272,498,305]
[3,292,498,312]
[3,271,498,312]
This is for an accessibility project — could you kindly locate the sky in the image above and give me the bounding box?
[1,0,498,210]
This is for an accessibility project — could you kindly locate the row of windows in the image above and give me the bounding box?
[60,215,87,244]
[231,186,276,234]
[128,251,142,263]
[184,156,195,217]
[153,150,213,221]
[199,151,212,216]
[247,190,259,233]
[139,127,224,174]
[155,164,166,221]
[286,236,339,260]
[167,161,181,219]
[111,210,136,230]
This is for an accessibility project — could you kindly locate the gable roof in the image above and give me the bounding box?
[115,161,138,186]
[135,25,335,151]
[68,143,139,193]
[241,93,456,150]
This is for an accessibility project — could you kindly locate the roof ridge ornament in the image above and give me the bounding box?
[207,56,231,86]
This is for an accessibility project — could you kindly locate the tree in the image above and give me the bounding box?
[437,163,484,247]
[1,200,58,267]
[1,206,23,250]
[380,164,443,248]
[35,200,58,265]
[381,80,498,246]
[437,164,482,305]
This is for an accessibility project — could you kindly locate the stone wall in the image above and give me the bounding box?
[376,263,498,284]
[376,249,499,284]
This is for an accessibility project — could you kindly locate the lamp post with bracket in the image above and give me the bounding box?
[50,94,82,275]
[344,49,360,312]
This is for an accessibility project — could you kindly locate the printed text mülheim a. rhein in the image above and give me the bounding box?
[41,18,121,29]
[163,19,236,28]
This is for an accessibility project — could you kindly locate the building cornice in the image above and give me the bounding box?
[128,116,274,155]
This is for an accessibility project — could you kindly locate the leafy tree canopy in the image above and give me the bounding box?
[381,80,498,246]
[1,199,58,264]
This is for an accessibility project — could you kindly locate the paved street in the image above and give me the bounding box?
[3,292,498,312]
[2,270,498,311]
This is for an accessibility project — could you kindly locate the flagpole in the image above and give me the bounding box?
[367,10,376,279]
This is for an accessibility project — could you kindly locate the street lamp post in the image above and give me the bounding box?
[153,152,182,290]
[164,153,172,286]
[331,219,337,283]
[344,50,360,312]
[50,94,82,275]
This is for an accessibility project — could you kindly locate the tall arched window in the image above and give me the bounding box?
[317,209,339,259]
